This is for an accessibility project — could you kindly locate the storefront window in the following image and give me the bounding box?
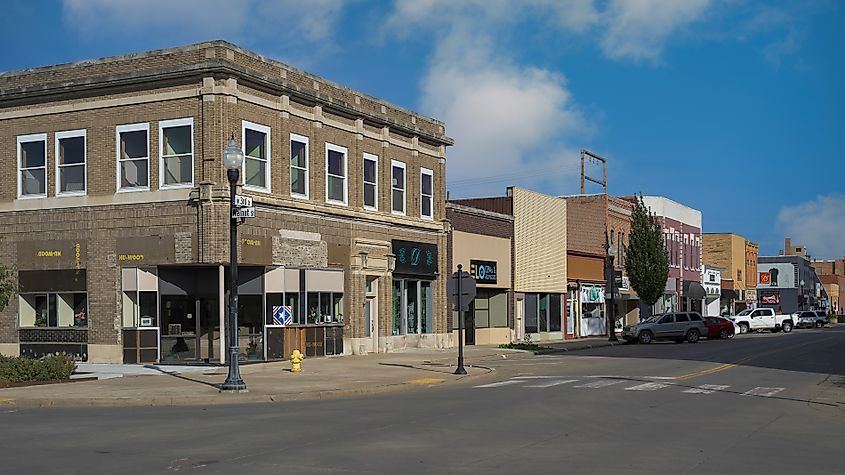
[524,293,563,334]
[19,292,88,328]
[392,279,433,335]
[525,294,538,334]
[306,292,344,324]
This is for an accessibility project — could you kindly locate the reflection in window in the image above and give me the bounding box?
[57,131,86,194]
[161,119,193,187]
[290,134,308,197]
[363,153,378,210]
[117,125,149,190]
[19,293,88,328]
[18,135,47,197]
[243,122,270,190]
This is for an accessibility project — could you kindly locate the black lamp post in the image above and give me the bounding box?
[606,234,619,342]
[221,137,246,391]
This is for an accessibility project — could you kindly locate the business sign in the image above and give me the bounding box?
[758,263,797,289]
[469,260,497,284]
[745,289,757,303]
[580,285,606,304]
[760,292,780,305]
[392,240,438,277]
[272,306,293,326]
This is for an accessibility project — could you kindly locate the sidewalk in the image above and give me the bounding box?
[0,338,619,408]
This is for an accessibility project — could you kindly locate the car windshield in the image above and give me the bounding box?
[736,309,752,316]
[643,314,664,323]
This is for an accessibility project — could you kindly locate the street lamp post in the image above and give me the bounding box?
[221,137,246,391]
[606,234,619,342]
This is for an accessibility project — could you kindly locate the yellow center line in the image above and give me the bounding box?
[673,335,836,382]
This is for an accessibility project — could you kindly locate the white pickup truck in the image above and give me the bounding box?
[732,308,794,334]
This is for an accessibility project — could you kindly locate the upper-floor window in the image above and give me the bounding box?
[325,143,348,205]
[363,153,378,210]
[56,129,86,196]
[159,118,194,188]
[242,121,270,192]
[619,232,624,267]
[17,133,47,198]
[116,123,150,192]
[420,167,433,219]
[290,133,309,198]
[391,160,406,215]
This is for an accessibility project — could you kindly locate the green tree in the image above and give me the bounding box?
[0,263,14,311]
[625,195,669,306]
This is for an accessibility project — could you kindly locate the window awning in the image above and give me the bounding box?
[721,289,740,301]
[683,280,707,300]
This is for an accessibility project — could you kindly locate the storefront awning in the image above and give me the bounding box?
[683,281,707,300]
[721,289,740,300]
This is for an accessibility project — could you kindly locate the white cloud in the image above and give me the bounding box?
[62,0,344,46]
[600,0,714,62]
[776,195,845,259]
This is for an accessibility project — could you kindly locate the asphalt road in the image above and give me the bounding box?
[2,326,844,474]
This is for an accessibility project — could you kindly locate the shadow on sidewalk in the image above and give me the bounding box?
[144,365,222,389]
[378,362,457,375]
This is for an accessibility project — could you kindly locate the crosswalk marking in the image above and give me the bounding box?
[524,379,579,388]
[625,382,669,391]
[574,379,624,389]
[513,376,562,380]
[474,380,523,389]
[683,384,730,394]
[742,387,785,397]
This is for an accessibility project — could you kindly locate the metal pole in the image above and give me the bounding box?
[221,168,246,391]
[455,264,467,375]
[608,254,618,342]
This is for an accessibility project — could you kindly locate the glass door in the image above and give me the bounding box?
[198,296,219,363]
[160,295,198,361]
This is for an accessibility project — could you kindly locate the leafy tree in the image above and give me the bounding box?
[625,195,669,306]
[0,263,14,311]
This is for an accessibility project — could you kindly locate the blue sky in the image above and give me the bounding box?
[2,0,844,258]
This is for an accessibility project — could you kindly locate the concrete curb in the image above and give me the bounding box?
[534,340,626,355]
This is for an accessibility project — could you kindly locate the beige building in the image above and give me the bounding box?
[0,41,453,363]
[702,233,758,312]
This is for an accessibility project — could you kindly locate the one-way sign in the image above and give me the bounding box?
[447,270,476,312]
[232,206,256,219]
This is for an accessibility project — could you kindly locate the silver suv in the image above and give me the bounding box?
[622,312,708,344]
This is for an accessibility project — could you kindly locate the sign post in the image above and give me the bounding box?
[448,264,476,375]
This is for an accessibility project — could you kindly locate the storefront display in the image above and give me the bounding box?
[579,284,606,337]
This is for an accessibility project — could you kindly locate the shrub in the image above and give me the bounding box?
[0,354,77,384]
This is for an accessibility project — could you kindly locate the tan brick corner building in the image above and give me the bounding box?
[0,41,453,363]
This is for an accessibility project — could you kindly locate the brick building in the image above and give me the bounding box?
[451,187,567,343]
[812,257,845,315]
[446,202,514,345]
[0,41,453,363]
[563,194,638,337]
[702,233,759,313]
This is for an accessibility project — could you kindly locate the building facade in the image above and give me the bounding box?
[639,196,704,315]
[758,254,825,314]
[451,187,567,343]
[563,194,638,338]
[0,41,453,363]
[446,202,514,346]
[703,266,722,316]
[702,233,758,314]
[813,257,845,316]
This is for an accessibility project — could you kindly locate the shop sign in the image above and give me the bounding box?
[580,285,606,304]
[272,306,293,326]
[745,289,757,303]
[761,292,780,305]
[17,240,86,270]
[115,236,175,264]
[240,234,272,264]
[470,260,497,284]
[392,240,438,277]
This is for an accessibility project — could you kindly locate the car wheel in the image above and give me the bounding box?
[719,329,729,339]
[638,331,653,344]
[782,321,793,333]
[739,323,749,334]
[686,329,700,343]
[815,321,823,328]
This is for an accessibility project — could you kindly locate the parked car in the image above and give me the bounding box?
[704,316,735,339]
[796,311,829,328]
[732,308,794,334]
[622,312,708,344]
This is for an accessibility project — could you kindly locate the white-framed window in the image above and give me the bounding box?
[159,118,194,188]
[391,160,406,215]
[116,123,150,192]
[56,129,87,196]
[363,153,378,211]
[325,143,348,206]
[242,120,271,192]
[17,133,47,198]
[290,133,309,198]
[420,167,433,220]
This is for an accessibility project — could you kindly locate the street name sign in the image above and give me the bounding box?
[234,195,253,207]
[232,206,256,219]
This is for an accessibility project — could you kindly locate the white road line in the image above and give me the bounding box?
[588,375,676,380]
[512,376,563,380]
[683,384,730,394]
[625,382,670,391]
[574,379,624,389]
[525,379,580,388]
[474,380,523,389]
[742,387,785,397]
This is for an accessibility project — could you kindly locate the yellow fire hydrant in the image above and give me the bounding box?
[290,349,304,372]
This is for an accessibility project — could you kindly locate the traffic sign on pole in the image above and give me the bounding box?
[232,206,256,219]
[447,271,476,312]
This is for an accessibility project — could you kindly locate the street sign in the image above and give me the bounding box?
[234,195,253,207]
[232,206,256,219]
[447,270,476,312]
